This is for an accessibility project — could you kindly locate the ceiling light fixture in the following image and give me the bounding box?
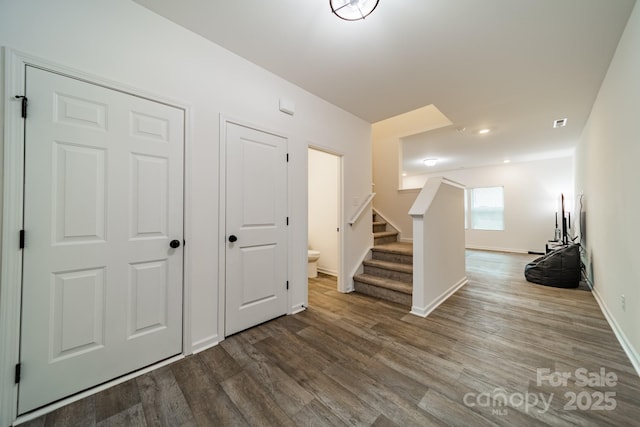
[330,0,379,21]
[504,160,511,164]
[423,158,438,167]
[478,128,491,134]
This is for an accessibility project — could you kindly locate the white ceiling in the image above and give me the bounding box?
[134,0,635,174]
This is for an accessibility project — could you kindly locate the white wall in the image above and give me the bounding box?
[372,132,418,241]
[375,154,574,253]
[0,2,372,421]
[410,158,574,253]
[574,0,640,372]
[308,149,339,276]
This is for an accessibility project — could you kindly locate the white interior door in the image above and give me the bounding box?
[19,66,184,413]
[225,122,288,336]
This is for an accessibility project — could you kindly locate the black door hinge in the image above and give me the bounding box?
[15,363,21,384]
[286,281,289,290]
[15,95,28,118]
[19,230,25,249]
[286,153,289,162]
[286,217,289,226]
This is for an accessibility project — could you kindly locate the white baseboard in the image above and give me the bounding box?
[410,305,431,317]
[191,335,220,354]
[289,303,306,315]
[411,277,468,318]
[465,245,529,254]
[591,287,640,377]
[317,267,338,277]
[372,207,402,236]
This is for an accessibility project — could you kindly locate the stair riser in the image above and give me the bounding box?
[373,223,387,233]
[361,211,413,306]
[372,251,413,265]
[374,235,399,245]
[354,281,412,306]
[363,265,412,283]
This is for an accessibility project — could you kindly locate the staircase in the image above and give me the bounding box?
[353,212,413,306]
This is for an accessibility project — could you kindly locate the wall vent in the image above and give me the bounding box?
[553,118,567,128]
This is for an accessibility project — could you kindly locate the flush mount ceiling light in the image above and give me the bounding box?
[330,0,380,21]
[423,158,438,167]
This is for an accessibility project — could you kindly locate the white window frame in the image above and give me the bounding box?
[464,186,505,231]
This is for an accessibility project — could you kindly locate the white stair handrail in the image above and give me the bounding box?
[349,193,376,226]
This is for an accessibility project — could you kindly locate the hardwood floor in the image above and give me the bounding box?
[20,250,640,426]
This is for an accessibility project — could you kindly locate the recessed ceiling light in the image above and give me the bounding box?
[553,118,567,128]
[478,128,491,134]
[504,160,511,164]
[402,172,407,177]
[423,158,438,167]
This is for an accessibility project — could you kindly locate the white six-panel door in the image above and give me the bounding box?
[225,122,288,336]
[19,66,184,413]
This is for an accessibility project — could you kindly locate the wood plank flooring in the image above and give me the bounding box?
[20,250,640,426]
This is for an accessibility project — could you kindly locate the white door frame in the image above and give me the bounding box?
[0,48,193,425]
[308,144,346,293]
[217,116,291,339]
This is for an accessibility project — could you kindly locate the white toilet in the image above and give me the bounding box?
[307,250,321,278]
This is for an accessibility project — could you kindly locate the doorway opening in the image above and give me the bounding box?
[308,147,343,292]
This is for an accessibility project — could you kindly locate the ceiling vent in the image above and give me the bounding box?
[553,118,567,128]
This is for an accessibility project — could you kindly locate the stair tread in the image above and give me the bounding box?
[372,221,387,226]
[372,242,413,256]
[363,259,413,274]
[373,231,398,238]
[353,274,412,295]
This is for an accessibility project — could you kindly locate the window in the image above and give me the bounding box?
[466,186,504,231]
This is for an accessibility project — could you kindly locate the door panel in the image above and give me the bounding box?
[53,142,107,243]
[51,267,106,361]
[240,244,278,303]
[128,260,169,338]
[225,123,288,336]
[130,154,169,239]
[19,66,184,413]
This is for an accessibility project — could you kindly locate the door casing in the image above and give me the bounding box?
[217,116,292,340]
[0,49,193,425]
[307,144,346,293]
[223,122,288,336]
